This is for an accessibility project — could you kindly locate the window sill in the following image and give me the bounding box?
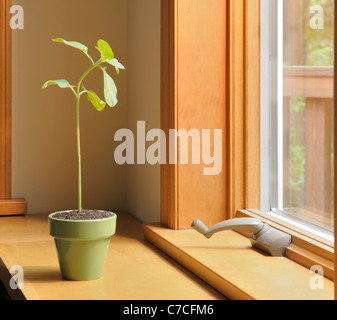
[237,209,334,281]
[142,222,334,300]
[0,213,224,300]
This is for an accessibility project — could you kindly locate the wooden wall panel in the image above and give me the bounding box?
[161,0,228,229]
[161,0,261,229]
[176,0,228,229]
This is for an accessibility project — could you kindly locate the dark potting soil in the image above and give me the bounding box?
[53,209,114,221]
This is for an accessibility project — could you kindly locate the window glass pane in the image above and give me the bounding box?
[271,0,334,232]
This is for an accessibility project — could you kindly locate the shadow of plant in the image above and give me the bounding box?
[23,266,62,283]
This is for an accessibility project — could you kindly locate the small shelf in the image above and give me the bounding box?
[0,213,224,300]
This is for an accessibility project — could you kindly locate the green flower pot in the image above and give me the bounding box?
[48,211,117,281]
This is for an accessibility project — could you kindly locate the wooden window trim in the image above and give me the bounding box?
[161,0,228,230]
[228,0,260,216]
[0,0,27,216]
[153,0,337,297]
[160,0,260,227]
[0,0,12,201]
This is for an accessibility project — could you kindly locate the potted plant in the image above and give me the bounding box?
[43,38,125,281]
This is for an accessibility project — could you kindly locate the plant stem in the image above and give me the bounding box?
[75,60,102,212]
[76,93,82,212]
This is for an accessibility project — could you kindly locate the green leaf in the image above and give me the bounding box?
[52,38,88,54]
[96,39,114,61]
[103,69,118,107]
[86,90,106,112]
[106,58,125,74]
[42,79,74,89]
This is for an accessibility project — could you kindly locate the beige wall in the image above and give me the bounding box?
[12,0,128,214]
[126,0,161,223]
[12,0,161,222]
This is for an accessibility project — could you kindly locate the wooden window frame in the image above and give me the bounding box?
[0,0,27,216]
[159,0,336,295]
[161,0,260,230]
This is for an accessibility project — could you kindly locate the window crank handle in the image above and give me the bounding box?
[191,217,292,257]
[191,218,264,239]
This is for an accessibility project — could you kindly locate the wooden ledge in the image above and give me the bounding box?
[0,213,224,300]
[0,199,27,216]
[143,223,334,300]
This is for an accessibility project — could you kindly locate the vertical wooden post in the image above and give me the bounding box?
[0,0,27,216]
[160,0,178,229]
[228,0,245,218]
[305,98,333,223]
[244,0,261,210]
[283,97,290,208]
[0,0,10,200]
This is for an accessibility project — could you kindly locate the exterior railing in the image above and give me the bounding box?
[283,66,334,229]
